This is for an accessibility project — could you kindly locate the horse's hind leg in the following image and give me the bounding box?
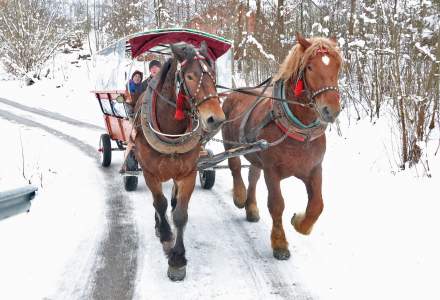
[264,169,290,260]
[144,173,173,246]
[228,157,247,208]
[292,165,324,235]
[167,172,196,281]
[245,165,261,222]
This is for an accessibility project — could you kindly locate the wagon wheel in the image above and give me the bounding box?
[123,151,138,191]
[99,134,112,167]
[199,149,215,189]
[124,176,138,191]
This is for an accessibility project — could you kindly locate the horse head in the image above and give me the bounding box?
[276,33,343,124]
[170,41,225,132]
[296,32,343,123]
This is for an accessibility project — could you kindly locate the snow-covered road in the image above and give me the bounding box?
[0,99,138,299]
[0,98,313,299]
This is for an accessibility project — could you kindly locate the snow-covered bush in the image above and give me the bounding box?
[0,0,70,77]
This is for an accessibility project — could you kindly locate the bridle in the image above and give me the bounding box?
[293,48,340,110]
[295,70,339,104]
[175,52,219,115]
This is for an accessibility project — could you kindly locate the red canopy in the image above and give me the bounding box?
[128,29,232,60]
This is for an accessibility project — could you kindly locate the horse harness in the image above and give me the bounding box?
[139,52,219,155]
[239,72,339,144]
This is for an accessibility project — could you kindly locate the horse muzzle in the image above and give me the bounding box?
[315,91,341,123]
[318,105,340,123]
[202,113,226,132]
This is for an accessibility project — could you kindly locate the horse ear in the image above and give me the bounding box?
[296,32,311,50]
[199,41,209,57]
[171,43,186,62]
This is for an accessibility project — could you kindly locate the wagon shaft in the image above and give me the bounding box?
[197,139,268,170]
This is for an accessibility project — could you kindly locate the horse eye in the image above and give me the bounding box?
[186,74,194,81]
[307,65,312,71]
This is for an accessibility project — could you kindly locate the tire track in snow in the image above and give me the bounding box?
[0,97,104,131]
[0,108,138,300]
[207,184,313,300]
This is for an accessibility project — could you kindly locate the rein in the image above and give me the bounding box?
[217,72,339,109]
[216,82,315,108]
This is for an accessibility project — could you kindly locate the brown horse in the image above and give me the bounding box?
[222,33,343,260]
[132,41,225,280]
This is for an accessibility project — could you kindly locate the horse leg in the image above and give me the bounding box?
[171,180,178,211]
[167,171,196,281]
[228,157,247,208]
[143,173,173,247]
[292,165,324,235]
[264,169,290,260]
[245,165,261,222]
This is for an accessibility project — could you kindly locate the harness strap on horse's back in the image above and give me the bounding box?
[245,110,277,143]
[238,80,272,143]
[238,80,328,145]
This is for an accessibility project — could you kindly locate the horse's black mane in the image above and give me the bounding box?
[157,58,173,87]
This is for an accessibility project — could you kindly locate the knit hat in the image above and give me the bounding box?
[149,60,161,70]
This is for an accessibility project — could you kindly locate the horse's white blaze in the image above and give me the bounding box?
[322,55,330,66]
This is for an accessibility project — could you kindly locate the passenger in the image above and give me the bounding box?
[148,60,162,80]
[142,60,162,89]
[128,70,143,94]
[121,62,161,174]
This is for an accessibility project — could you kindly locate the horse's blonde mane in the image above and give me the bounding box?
[273,37,343,82]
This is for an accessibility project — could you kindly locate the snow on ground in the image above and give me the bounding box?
[1,50,439,300]
[0,117,105,299]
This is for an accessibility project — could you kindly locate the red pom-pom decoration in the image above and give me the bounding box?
[175,91,186,121]
[294,79,304,97]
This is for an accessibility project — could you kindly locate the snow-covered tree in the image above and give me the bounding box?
[101,0,149,41]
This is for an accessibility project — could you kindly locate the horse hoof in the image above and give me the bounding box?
[233,187,246,209]
[246,209,260,222]
[233,197,246,209]
[167,265,186,281]
[273,248,291,260]
[291,213,312,235]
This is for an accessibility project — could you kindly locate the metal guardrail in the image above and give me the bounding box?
[0,185,38,221]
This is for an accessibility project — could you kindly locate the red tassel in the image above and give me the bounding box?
[175,91,185,121]
[294,79,304,97]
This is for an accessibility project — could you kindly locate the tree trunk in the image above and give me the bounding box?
[86,0,93,54]
[349,0,356,36]
[276,0,284,62]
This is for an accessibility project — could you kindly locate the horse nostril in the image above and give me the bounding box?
[207,116,215,124]
[322,106,331,118]
[205,115,225,129]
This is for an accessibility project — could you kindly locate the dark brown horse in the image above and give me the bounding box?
[222,33,343,260]
[132,41,225,280]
